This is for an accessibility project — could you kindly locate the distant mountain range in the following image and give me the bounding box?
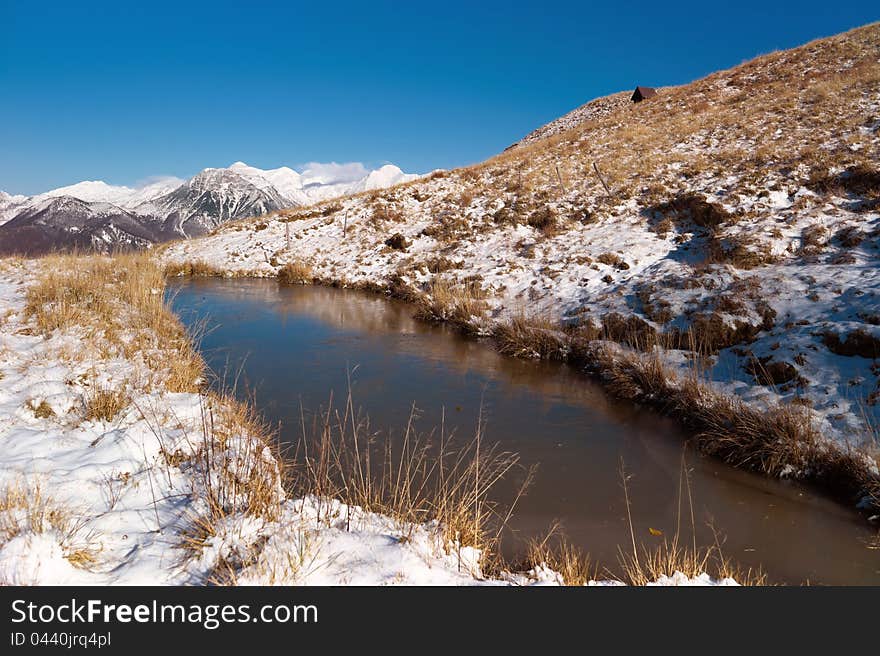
[0,162,418,254]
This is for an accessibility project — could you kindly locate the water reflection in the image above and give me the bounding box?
[171,278,880,584]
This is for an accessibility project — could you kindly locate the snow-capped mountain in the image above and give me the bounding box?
[0,162,418,254]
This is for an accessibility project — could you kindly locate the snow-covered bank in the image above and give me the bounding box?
[0,256,738,586]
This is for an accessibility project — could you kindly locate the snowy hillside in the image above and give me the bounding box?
[0,162,418,254]
[161,24,880,508]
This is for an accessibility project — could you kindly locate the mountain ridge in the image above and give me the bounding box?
[0,162,418,254]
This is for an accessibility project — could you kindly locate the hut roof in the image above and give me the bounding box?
[631,86,657,102]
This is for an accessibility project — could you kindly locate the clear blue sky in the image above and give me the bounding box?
[1,1,877,194]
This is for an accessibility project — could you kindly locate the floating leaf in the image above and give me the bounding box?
[648,527,663,536]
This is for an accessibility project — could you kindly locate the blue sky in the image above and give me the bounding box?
[1,1,877,195]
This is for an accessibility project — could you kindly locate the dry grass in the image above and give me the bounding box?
[26,253,162,334]
[494,313,567,360]
[16,254,287,580]
[585,344,879,507]
[154,393,285,569]
[524,529,596,585]
[526,206,557,233]
[618,536,767,586]
[277,260,313,285]
[163,260,227,277]
[488,311,880,512]
[31,399,55,419]
[25,253,204,393]
[193,395,283,522]
[85,388,131,422]
[289,387,527,569]
[384,233,409,250]
[414,277,488,332]
[650,193,733,231]
[822,328,880,358]
[596,252,629,269]
[614,457,767,586]
[0,482,99,572]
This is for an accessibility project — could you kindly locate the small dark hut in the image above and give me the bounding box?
[631,86,657,103]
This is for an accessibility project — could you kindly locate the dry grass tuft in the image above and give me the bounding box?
[596,252,629,269]
[193,395,283,523]
[524,529,595,585]
[650,193,733,231]
[822,328,880,358]
[277,260,313,285]
[0,482,99,571]
[414,277,488,332]
[85,388,130,422]
[601,312,657,349]
[618,536,767,586]
[526,207,557,233]
[31,399,55,419]
[384,233,410,250]
[614,457,768,586]
[494,314,567,360]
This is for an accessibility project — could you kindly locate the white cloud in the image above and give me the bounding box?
[132,175,185,190]
[299,161,370,186]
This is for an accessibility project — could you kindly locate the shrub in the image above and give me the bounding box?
[597,252,629,269]
[650,193,733,231]
[822,329,880,358]
[526,207,556,232]
[745,357,802,386]
[384,233,409,250]
[601,313,657,349]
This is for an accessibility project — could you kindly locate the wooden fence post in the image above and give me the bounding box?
[593,162,611,196]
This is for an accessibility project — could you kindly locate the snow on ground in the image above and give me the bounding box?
[0,259,730,586]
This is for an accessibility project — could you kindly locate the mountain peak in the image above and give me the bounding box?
[43,180,135,205]
[1,160,418,253]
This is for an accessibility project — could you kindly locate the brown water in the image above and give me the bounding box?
[170,278,880,584]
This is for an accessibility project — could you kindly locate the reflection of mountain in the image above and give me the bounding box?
[176,278,629,416]
[0,162,417,255]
